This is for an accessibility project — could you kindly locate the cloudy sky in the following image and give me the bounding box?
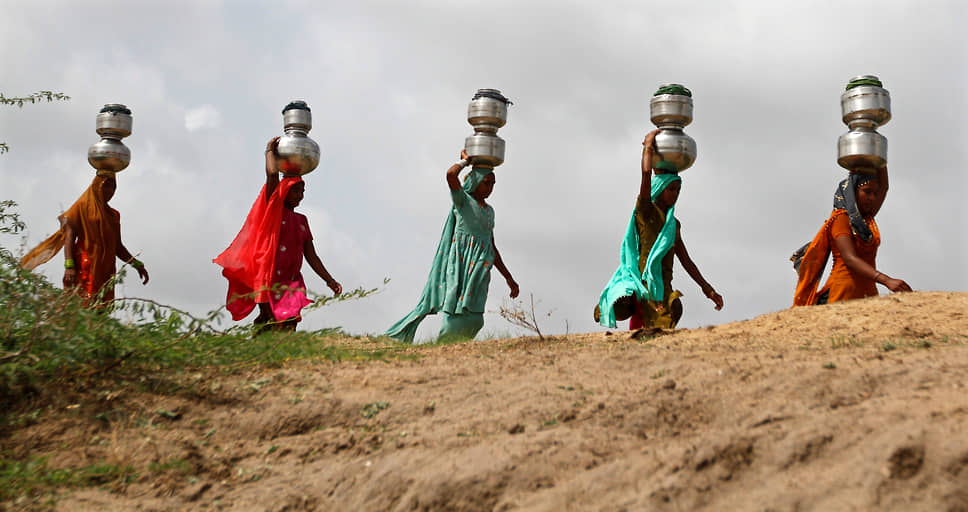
[2,0,965,341]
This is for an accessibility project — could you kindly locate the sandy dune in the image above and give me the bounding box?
[6,291,967,511]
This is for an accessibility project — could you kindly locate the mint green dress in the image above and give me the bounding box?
[387,169,496,343]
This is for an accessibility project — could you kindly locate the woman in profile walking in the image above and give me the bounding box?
[387,149,519,343]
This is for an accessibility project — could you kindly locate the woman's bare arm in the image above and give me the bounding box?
[303,238,341,295]
[265,137,280,202]
[640,129,661,199]
[116,240,149,284]
[832,234,910,292]
[492,236,519,298]
[673,229,723,310]
[63,221,77,288]
[446,149,469,192]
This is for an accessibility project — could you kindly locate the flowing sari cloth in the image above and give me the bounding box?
[792,174,880,306]
[214,177,310,321]
[597,173,682,328]
[386,168,495,343]
[21,175,121,301]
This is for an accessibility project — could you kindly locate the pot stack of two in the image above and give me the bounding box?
[463,89,512,169]
[648,84,697,173]
[87,104,133,176]
[837,75,891,174]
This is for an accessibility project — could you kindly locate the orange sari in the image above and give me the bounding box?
[793,209,880,306]
[21,176,121,302]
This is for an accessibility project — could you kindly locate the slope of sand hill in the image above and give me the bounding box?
[5,291,968,511]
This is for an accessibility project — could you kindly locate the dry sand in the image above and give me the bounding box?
[4,291,967,511]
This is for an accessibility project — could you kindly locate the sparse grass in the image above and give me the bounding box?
[0,455,137,502]
[147,457,193,476]
[829,335,865,349]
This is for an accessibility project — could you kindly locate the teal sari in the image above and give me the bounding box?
[387,168,496,343]
[597,173,681,328]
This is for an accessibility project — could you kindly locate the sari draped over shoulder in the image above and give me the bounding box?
[214,177,305,321]
[386,168,496,343]
[596,173,681,328]
[20,175,121,301]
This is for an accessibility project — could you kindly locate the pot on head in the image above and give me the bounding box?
[88,104,132,174]
[274,100,320,177]
[654,128,697,172]
[464,133,505,169]
[837,127,887,171]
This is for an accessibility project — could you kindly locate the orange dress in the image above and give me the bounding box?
[793,209,880,306]
[819,210,879,302]
[73,208,121,301]
[20,176,122,304]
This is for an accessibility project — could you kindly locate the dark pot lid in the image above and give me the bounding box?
[283,100,311,113]
[99,104,132,114]
[472,89,512,105]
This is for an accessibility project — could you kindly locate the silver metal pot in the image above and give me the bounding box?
[837,127,887,170]
[464,89,511,169]
[274,100,320,176]
[841,76,891,128]
[464,133,506,168]
[654,129,697,172]
[650,94,693,129]
[95,104,133,138]
[467,89,508,129]
[88,104,132,174]
[87,138,131,173]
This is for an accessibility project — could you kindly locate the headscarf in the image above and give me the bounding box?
[834,173,876,242]
[596,172,682,328]
[21,175,120,289]
[463,167,492,193]
[214,176,303,320]
[791,173,880,306]
[385,167,494,342]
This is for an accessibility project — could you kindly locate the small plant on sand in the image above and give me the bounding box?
[496,293,559,340]
[361,401,390,419]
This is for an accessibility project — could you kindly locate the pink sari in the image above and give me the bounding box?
[214,177,310,321]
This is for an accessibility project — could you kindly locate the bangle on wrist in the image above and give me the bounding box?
[873,271,882,283]
[64,259,75,269]
[130,259,144,269]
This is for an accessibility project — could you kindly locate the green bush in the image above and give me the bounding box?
[0,201,388,411]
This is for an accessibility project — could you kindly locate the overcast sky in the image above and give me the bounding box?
[2,0,965,341]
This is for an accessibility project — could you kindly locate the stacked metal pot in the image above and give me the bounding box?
[837,75,890,173]
[274,100,321,176]
[464,89,511,169]
[649,84,697,172]
[87,104,133,175]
